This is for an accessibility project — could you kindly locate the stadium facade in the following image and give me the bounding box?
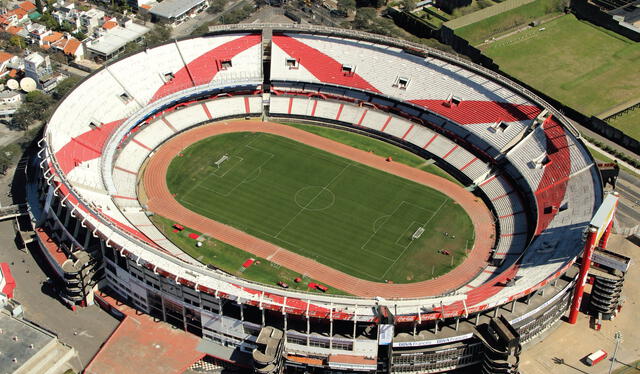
[28,24,611,373]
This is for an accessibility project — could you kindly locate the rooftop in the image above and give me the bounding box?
[149,0,206,19]
[87,22,150,56]
[0,51,14,63]
[0,312,57,374]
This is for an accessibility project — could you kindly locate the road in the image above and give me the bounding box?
[612,171,640,233]
[171,0,249,38]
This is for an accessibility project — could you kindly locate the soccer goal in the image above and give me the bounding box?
[213,154,229,168]
[411,227,425,241]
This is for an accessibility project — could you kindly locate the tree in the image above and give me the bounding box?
[38,13,60,31]
[53,76,81,101]
[145,24,171,46]
[35,0,44,13]
[401,0,416,11]
[72,31,87,41]
[123,41,142,55]
[190,24,210,36]
[8,35,27,53]
[208,0,228,13]
[12,91,55,131]
[354,7,376,29]
[338,0,356,12]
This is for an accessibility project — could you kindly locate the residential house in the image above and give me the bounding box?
[52,36,84,61]
[52,2,80,30]
[0,52,16,78]
[24,52,54,89]
[26,23,52,46]
[79,8,105,34]
[16,1,37,14]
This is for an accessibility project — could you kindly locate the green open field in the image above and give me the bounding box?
[483,15,640,137]
[606,110,640,141]
[166,132,474,283]
[454,0,565,45]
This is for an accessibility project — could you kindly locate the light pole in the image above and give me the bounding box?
[608,331,622,374]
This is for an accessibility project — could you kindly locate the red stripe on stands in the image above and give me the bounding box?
[114,166,137,175]
[311,101,318,116]
[244,97,250,113]
[483,269,494,274]
[201,103,212,120]
[132,139,152,151]
[443,145,459,159]
[272,35,381,93]
[162,118,177,132]
[535,175,572,195]
[287,97,293,115]
[460,157,478,171]
[491,191,513,201]
[494,252,522,256]
[380,116,392,132]
[113,195,137,201]
[501,232,526,237]
[401,124,414,140]
[150,34,261,103]
[499,211,523,219]
[423,134,439,149]
[356,110,368,126]
[533,117,571,235]
[71,137,101,154]
[409,99,541,125]
[55,119,125,174]
[479,175,497,187]
[335,103,344,121]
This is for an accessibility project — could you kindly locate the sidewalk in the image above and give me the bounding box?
[84,291,204,374]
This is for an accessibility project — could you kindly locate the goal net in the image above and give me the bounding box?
[213,154,229,168]
[411,227,425,240]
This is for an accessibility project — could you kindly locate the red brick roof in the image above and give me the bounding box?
[43,31,63,43]
[18,1,36,12]
[5,26,23,35]
[0,51,14,63]
[102,20,118,30]
[63,38,82,55]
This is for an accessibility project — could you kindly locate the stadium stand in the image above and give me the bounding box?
[28,25,604,373]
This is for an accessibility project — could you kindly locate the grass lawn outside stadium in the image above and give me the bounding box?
[483,15,640,139]
[161,129,474,285]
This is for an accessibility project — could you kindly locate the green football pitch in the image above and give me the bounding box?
[166,132,474,283]
[483,15,640,132]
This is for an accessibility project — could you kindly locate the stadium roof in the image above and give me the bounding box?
[149,0,206,19]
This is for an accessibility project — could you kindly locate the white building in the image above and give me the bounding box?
[24,52,53,89]
[149,0,208,27]
[79,8,105,34]
[85,19,150,61]
[52,2,80,31]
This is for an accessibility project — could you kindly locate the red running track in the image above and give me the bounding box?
[143,121,495,298]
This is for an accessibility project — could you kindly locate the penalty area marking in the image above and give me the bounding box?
[380,197,449,279]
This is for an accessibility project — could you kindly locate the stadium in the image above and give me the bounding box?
[29,23,616,373]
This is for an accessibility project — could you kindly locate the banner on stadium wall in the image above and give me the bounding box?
[378,324,394,345]
[392,333,473,348]
[590,193,618,243]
